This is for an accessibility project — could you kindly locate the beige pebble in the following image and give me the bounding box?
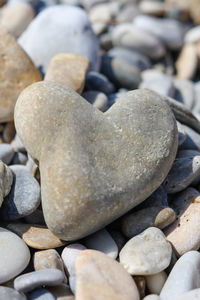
[44,53,89,94]
[146,271,167,295]
[119,227,172,275]
[7,223,66,249]
[75,249,140,300]
[176,43,198,79]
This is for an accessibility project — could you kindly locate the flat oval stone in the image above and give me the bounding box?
[160,251,200,300]
[0,161,13,207]
[0,286,26,300]
[7,223,66,249]
[75,249,140,300]
[0,143,15,165]
[44,54,89,94]
[119,227,172,275]
[14,269,64,293]
[0,27,41,122]
[29,288,55,300]
[0,165,41,220]
[164,188,200,256]
[146,271,167,295]
[18,5,100,72]
[83,228,118,259]
[0,227,30,283]
[14,83,178,241]
[61,244,86,276]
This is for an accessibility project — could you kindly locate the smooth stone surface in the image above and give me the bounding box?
[143,296,160,300]
[142,184,168,208]
[0,286,26,300]
[119,227,172,275]
[165,188,200,256]
[85,71,115,94]
[29,288,55,300]
[176,288,200,300]
[7,223,66,249]
[133,15,183,50]
[177,121,186,146]
[176,44,198,80]
[44,54,89,94]
[163,154,200,193]
[18,5,100,72]
[0,227,30,283]
[48,284,74,300]
[179,124,200,150]
[173,79,195,110]
[0,161,13,207]
[121,207,176,238]
[139,77,175,97]
[82,90,108,111]
[14,269,64,293]
[185,25,200,43]
[0,165,40,220]
[111,23,165,59]
[3,121,16,143]
[0,3,34,38]
[34,249,67,282]
[160,251,200,300]
[12,152,28,165]
[14,83,178,241]
[83,228,118,259]
[0,27,41,122]
[146,271,167,295]
[0,143,15,164]
[61,244,86,276]
[75,249,140,300]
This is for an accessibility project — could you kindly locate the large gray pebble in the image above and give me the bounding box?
[0,143,15,165]
[29,288,55,300]
[14,269,64,293]
[18,5,100,72]
[0,286,26,300]
[134,15,183,50]
[160,251,200,300]
[0,165,40,220]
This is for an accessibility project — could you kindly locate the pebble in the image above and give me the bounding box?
[83,228,118,259]
[14,83,178,241]
[14,269,64,293]
[82,90,108,111]
[0,143,15,164]
[142,184,168,208]
[139,76,175,97]
[175,44,198,80]
[121,206,176,238]
[29,288,55,300]
[85,71,115,94]
[108,230,126,251]
[0,27,41,122]
[176,288,200,300]
[163,154,200,194]
[185,25,200,43]
[160,251,200,300]
[177,121,186,146]
[111,23,165,59]
[75,249,140,300]
[173,79,195,110]
[18,5,100,72]
[179,124,200,150]
[61,243,86,276]
[34,249,67,282]
[44,53,89,94]
[0,286,26,300]
[3,121,16,143]
[143,296,160,300]
[0,3,34,38]
[133,15,183,50]
[0,160,13,207]
[139,0,165,16]
[48,284,74,300]
[119,227,172,275]
[0,165,41,220]
[7,223,66,249]
[0,227,30,283]
[165,187,200,256]
[146,271,167,295]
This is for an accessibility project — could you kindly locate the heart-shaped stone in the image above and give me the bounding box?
[14,82,178,241]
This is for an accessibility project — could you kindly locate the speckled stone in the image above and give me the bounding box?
[61,244,86,276]
[0,143,15,164]
[0,286,26,300]
[160,251,200,300]
[0,165,40,220]
[44,54,89,94]
[7,223,66,249]
[83,228,118,259]
[164,188,200,256]
[75,249,140,300]
[14,269,64,293]
[146,271,167,295]
[0,27,41,122]
[29,288,55,300]
[0,161,13,207]
[0,227,30,284]
[119,227,172,275]
[14,83,178,241]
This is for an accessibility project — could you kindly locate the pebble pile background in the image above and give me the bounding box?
[0,0,200,299]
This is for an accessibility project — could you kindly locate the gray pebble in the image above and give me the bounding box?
[174,79,195,110]
[177,121,186,146]
[14,269,64,293]
[180,124,200,151]
[0,286,26,300]
[140,184,168,208]
[69,275,76,294]
[29,288,55,300]
[85,71,115,94]
[12,152,28,165]
[0,165,41,220]
[0,143,15,165]
[140,76,175,97]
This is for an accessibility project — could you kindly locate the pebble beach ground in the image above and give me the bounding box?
[1,0,200,299]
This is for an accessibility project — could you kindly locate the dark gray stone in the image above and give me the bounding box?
[180,125,200,151]
[85,71,115,94]
[29,288,55,300]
